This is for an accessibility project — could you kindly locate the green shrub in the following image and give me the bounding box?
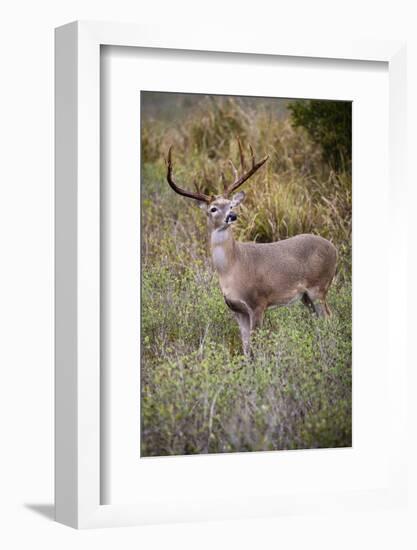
[288,99,352,172]
[141,279,352,456]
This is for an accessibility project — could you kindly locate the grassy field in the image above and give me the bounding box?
[141,93,352,456]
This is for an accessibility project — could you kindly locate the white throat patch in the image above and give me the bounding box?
[211,228,229,245]
[212,246,227,271]
[211,229,232,272]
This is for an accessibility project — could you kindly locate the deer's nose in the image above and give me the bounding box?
[226,212,237,223]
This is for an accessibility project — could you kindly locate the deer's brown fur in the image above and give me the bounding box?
[166,142,337,355]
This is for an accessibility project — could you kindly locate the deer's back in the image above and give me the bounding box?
[239,234,336,267]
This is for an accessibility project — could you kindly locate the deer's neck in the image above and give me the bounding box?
[210,228,236,274]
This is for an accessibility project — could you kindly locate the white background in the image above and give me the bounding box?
[1,1,416,548]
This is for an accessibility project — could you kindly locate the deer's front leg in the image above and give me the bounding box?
[233,311,251,356]
[224,296,252,356]
[235,306,264,357]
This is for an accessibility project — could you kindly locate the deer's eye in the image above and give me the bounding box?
[210,207,217,213]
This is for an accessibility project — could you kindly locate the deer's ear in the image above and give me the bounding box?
[231,191,245,207]
[198,201,208,211]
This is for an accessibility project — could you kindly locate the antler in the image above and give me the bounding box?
[166,147,212,204]
[223,138,269,197]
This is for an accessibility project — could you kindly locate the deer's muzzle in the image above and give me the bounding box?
[225,212,237,224]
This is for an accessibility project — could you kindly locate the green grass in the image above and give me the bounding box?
[141,266,351,456]
[140,93,352,456]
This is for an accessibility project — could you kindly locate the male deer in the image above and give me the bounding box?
[166,142,337,356]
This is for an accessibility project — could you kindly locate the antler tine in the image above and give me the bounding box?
[249,144,255,168]
[237,137,245,170]
[166,147,212,204]
[221,170,227,192]
[223,140,269,197]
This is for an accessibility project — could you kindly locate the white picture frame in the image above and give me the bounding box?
[55,21,407,529]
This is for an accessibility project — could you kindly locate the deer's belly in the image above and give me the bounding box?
[268,291,303,308]
[219,274,305,311]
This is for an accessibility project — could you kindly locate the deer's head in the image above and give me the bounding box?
[166,140,268,231]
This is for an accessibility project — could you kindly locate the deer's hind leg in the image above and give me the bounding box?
[302,289,331,318]
[301,292,317,315]
[323,298,332,317]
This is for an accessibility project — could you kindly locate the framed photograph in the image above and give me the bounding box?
[55,21,407,528]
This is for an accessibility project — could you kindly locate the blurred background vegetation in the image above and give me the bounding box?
[141,92,352,456]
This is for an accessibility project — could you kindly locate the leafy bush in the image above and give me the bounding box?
[288,99,352,172]
[141,269,352,456]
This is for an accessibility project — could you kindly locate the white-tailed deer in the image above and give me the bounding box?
[166,141,337,355]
